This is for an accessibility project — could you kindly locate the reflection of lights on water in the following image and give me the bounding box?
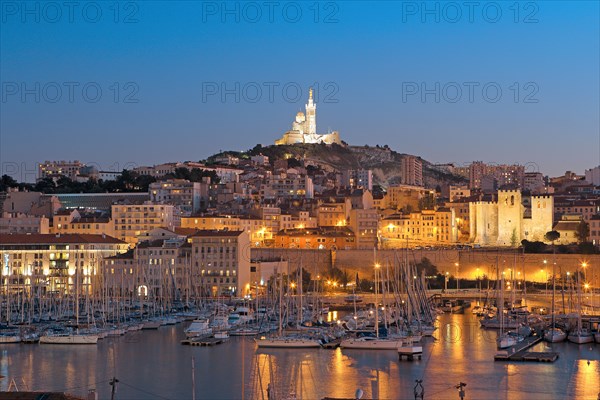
[572,360,600,398]
[326,311,338,322]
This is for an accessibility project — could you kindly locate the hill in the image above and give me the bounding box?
[206,143,467,189]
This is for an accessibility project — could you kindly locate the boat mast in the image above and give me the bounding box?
[75,263,79,331]
[278,268,282,336]
[298,255,303,325]
[551,256,556,329]
[374,248,379,338]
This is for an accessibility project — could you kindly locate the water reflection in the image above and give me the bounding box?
[0,316,597,399]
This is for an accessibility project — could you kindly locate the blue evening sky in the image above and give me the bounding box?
[1,1,598,181]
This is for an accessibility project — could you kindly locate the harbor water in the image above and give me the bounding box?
[1,313,599,399]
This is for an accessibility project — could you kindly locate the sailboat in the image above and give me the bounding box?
[341,256,402,350]
[255,265,321,348]
[544,256,566,342]
[496,272,526,349]
[0,330,21,343]
[40,267,98,345]
[567,267,594,344]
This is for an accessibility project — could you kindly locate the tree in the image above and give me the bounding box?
[133,175,156,191]
[521,239,547,253]
[577,242,598,254]
[575,221,590,243]
[189,168,220,184]
[289,267,312,290]
[0,175,18,191]
[172,167,191,180]
[415,257,438,276]
[34,177,56,193]
[544,230,560,243]
[510,228,518,248]
[418,193,435,210]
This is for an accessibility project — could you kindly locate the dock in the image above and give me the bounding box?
[398,344,423,361]
[181,337,225,346]
[494,335,559,362]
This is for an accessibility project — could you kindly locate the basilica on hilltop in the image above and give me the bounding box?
[275,88,342,146]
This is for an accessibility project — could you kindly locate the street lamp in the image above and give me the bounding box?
[581,262,588,284]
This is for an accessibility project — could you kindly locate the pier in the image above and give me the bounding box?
[398,344,423,361]
[494,335,559,362]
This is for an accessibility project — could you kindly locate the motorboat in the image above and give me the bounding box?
[213,331,230,340]
[185,319,213,338]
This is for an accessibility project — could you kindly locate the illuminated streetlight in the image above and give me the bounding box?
[581,262,588,283]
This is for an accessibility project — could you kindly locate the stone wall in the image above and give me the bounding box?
[250,248,600,285]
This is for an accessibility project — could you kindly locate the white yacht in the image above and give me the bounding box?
[185,319,213,338]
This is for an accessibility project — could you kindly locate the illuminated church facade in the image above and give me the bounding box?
[275,88,342,146]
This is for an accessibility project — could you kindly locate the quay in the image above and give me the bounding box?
[181,337,225,346]
[494,335,559,362]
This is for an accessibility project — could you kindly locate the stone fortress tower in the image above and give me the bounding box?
[275,88,342,146]
[469,190,553,246]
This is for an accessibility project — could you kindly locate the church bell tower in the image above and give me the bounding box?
[305,88,317,135]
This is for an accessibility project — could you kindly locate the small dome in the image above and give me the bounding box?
[295,112,305,123]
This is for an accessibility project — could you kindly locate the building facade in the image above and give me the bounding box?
[111,203,175,244]
[0,234,127,296]
[149,179,203,214]
[191,231,251,297]
[469,190,553,246]
[400,155,423,187]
